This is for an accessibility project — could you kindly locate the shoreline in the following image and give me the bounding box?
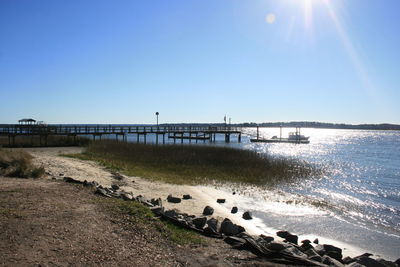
[27,146,397,261]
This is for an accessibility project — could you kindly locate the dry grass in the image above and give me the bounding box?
[68,140,319,186]
[0,149,45,178]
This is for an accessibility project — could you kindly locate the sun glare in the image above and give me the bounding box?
[303,0,313,30]
[266,13,276,24]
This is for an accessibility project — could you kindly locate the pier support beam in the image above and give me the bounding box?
[225,134,230,143]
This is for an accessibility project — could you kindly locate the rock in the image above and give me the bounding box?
[59,173,64,176]
[217,199,225,203]
[150,206,164,215]
[376,258,398,267]
[192,217,207,229]
[353,253,373,260]
[203,226,221,238]
[323,244,342,261]
[203,206,214,216]
[206,218,219,232]
[314,245,326,256]
[356,257,387,267]
[304,248,323,262]
[150,198,162,206]
[95,187,112,197]
[220,218,245,236]
[347,263,366,267]
[242,211,252,220]
[342,256,355,264]
[63,177,83,184]
[322,255,345,267]
[136,195,150,204]
[281,246,308,259]
[327,250,343,262]
[276,230,298,245]
[167,194,181,203]
[224,236,246,247]
[232,192,236,195]
[395,259,400,266]
[121,192,133,201]
[259,235,274,243]
[237,225,245,234]
[301,239,311,245]
[313,238,319,244]
[300,242,314,252]
[164,209,178,218]
[182,194,192,200]
[265,241,292,252]
[231,207,238,214]
[111,184,119,191]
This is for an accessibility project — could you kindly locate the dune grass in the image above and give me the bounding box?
[68,140,319,186]
[0,149,45,178]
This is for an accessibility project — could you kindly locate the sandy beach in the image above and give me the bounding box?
[27,147,258,234]
[24,146,371,260]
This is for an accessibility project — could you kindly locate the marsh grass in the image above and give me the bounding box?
[0,135,91,148]
[72,140,319,186]
[95,197,204,245]
[0,149,45,178]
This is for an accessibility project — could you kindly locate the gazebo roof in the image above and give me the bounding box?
[18,118,36,122]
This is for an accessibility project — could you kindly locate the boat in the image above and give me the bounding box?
[288,132,310,141]
[250,127,310,144]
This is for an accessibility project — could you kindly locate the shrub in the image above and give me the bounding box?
[0,149,45,178]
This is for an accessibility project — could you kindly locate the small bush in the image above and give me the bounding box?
[0,149,45,178]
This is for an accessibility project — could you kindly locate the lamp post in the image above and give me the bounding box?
[155,112,159,127]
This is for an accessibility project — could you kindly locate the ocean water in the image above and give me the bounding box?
[226,128,400,260]
[125,127,399,259]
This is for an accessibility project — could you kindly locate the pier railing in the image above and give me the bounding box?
[0,124,242,136]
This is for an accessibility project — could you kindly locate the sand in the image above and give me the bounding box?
[26,147,251,233]
[25,147,368,259]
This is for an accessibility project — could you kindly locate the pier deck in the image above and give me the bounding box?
[0,124,242,146]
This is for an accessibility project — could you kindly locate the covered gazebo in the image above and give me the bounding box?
[18,118,36,125]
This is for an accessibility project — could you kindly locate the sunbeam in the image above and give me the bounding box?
[322,0,391,116]
[304,0,313,30]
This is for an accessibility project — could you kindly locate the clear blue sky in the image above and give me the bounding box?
[1,0,399,124]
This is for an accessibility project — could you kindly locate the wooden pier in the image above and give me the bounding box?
[0,124,242,146]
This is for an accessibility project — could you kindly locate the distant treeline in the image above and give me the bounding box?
[238,121,400,130]
[161,121,400,130]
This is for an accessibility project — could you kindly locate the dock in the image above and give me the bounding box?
[0,124,242,146]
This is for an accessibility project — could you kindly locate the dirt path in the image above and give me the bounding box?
[0,178,180,266]
[0,148,289,266]
[1,177,281,267]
